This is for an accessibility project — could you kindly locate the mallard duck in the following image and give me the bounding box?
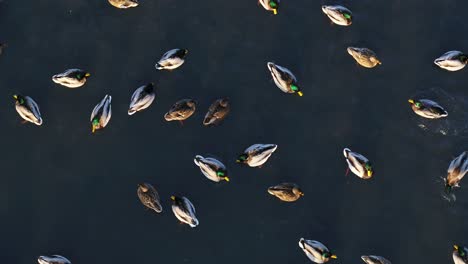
[299,238,337,263]
[194,155,230,182]
[322,5,352,26]
[445,151,468,192]
[203,98,230,126]
[268,183,304,202]
[164,99,196,122]
[453,245,468,264]
[38,255,71,264]
[343,148,373,179]
[347,47,381,68]
[90,95,112,133]
[137,183,162,213]
[236,144,278,167]
[259,0,279,15]
[13,94,42,125]
[361,255,392,264]
[434,51,468,71]
[408,99,448,119]
[108,0,138,8]
[170,196,199,228]
[155,49,188,70]
[128,83,155,115]
[52,69,90,88]
[267,62,303,96]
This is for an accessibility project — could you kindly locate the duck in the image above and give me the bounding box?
[453,245,468,264]
[267,62,303,96]
[155,49,188,70]
[90,95,112,133]
[137,183,162,213]
[347,47,381,68]
[13,94,42,125]
[203,98,230,126]
[52,69,90,88]
[164,99,197,122]
[434,51,468,71]
[322,5,352,26]
[299,238,337,263]
[361,255,392,264]
[268,183,304,202]
[408,99,448,119]
[259,0,279,15]
[194,155,230,182]
[170,196,199,228]
[38,255,71,264]
[343,148,373,179]
[236,144,278,167]
[445,151,468,192]
[128,83,155,115]
[108,0,138,8]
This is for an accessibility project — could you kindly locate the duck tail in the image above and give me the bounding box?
[155,63,163,70]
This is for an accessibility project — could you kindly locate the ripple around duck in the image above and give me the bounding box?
[410,87,468,137]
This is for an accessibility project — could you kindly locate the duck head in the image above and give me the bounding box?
[408,99,422,108]
[91,118,100,133]
[293,186,304,196]
[459,54,468,64]
[138,183,148,192]
[144,83,154,93]
[219,98,229,107]
[216,170,230,182]
[454,245,467,258]
[13,94,25,105]
[322,251,337,259]
[364,162,373,177]
[76,72,90,80]
[236,154,248,164]
[269,0,279,14]
[290,84,303,96]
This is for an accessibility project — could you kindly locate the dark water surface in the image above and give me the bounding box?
[1,0,468,263]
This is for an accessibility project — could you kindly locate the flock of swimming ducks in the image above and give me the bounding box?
[14,1,466,264]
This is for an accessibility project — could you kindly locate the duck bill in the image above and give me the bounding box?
[92,126,96,133]
[454,245,459,250]
[272,9,277,15]
[170,195,176,201]
[297,91,303,97]
[85,73,91,77]
[367,170,373,177]
[223,177,230,182]
[331,255,337,259]
[13,95,18,100]
[408,99,415,104]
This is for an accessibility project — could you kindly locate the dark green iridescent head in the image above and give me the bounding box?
[459,54,468,64]
[269,0,278,8]
[13,95,25,105]
[236,154,248,163]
